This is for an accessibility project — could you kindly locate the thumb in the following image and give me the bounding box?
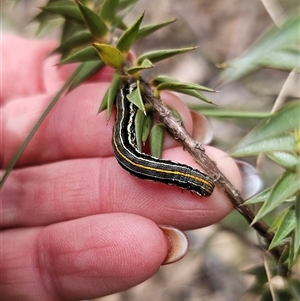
[2,213,169,300]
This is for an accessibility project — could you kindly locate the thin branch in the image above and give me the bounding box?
[140,78,288,267]
[0,64,84,188]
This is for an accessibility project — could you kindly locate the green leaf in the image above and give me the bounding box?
[156,81,215,94]
[232,135,297,157]
[289,230,300,268]
[288,277,300,300]
[253,171,300,222]
[51,31,93,54]
[60,20,78,42]
[116,11,145,53]
[69,60,105,91]
[187,107,270,119]
[150,123,166,159]
[137,18,177,40]
[245,188,271,205]
[220,13,300,83]
[259,48,300,71]
[174,88,215,104]
[266,151,300,170]
[152,75,215,103]
[168,106,182,123]
[126,81,146,114]
[136,47,196,65]
[1,63,85,187]
[231,100,300,156]
[153,76,215,93]
[134,104,153,151]
[110,0,137,30]
[99,0,119,24]
[40,1,84,24]
[99,73,121,120]
[295,195,300,258]
[32,9,63,36]
[118,0,138,10]
[269,207,295,249]
[142,110,153,145]
[134,108,146,152]
[59,45,99,64]
[127,59,154,74]
[93,43,124,69]
[269,207,289,232]
[76,1,109,39]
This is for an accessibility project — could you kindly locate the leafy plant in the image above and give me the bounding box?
[2,0,300,300]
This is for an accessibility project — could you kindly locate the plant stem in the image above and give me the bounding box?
[141,78,288,266]
[0,65,83,188]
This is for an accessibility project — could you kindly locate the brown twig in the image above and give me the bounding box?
[140,78,288,266]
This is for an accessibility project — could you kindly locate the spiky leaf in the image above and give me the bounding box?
[59,46,99,64]
[232,135,297,156]
[99,0,120,24]
[231,101,300,157]
[137,18,177,40]
[127,59,154,75]
[245,188,271,205]
[252,171,300,222]
[295,195,300,258]
[40,1,83,24]
[93,43,124,69]
[152,75,215,103]
[269,207,295,249]
[142,110,153,144]
[259,48,300,70]
[52,31,93,54]
[126,81,146,114]
[136,47,196,65]
[150,123,166,159]
[69,61,105,91]
[99,73,122,120]
[134,109,146,152]
[116,11,145,53]
[219,13,300,83]
[266,151,300,170]
[76,1,109,39]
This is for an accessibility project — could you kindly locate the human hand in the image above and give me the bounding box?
[1,35,242,300]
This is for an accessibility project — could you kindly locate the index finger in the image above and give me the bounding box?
[1,35,113,104]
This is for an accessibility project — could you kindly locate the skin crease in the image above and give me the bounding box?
[1,35,242,301]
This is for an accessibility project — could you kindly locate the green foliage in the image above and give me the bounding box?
[151,75,216,103]
[3,1,300,299]
[59,45,99,63]
[93,43,124,68]
[40,1,84,24]
[126,80,146,114]
[76,1,109,39]
[136,47,197,65]
[150,123,166,159]
[231,101,300,157]
[116,11,144,52]
[99,72,121,119]
[231,100,299,239]
[219,13,300,83]
[127,59,154,74]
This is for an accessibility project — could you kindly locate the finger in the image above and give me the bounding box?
[2,146,241,229]
[2,84,193,167]
[1,35,113,104]
[1,35,57,103]
[1,213,168,300]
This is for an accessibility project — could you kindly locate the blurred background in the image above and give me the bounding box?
[2,0,299,300]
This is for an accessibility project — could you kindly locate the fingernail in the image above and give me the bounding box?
[159,225,189,265]
[191,111,213,145]
[235,159,263,199]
